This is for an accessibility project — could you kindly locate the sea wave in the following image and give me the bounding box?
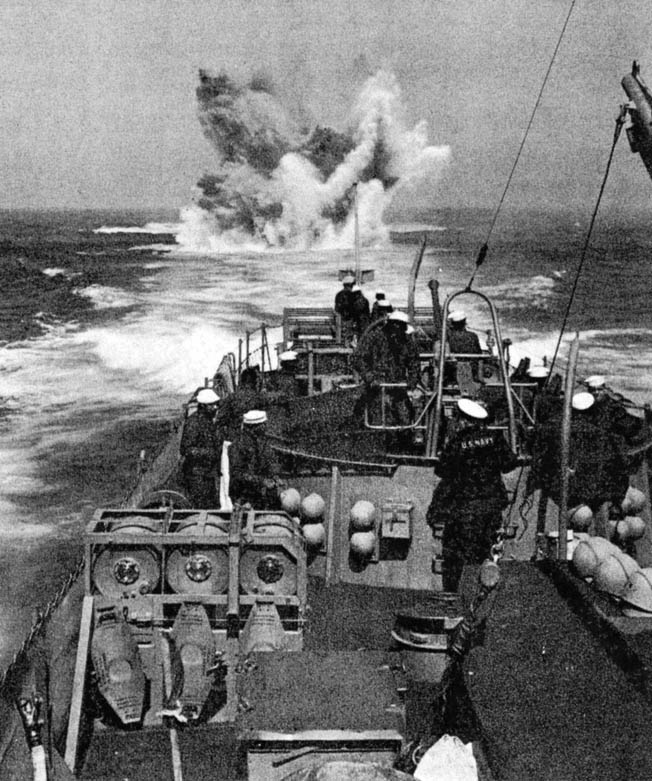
[93,221,180,235]
[76,284,142,309]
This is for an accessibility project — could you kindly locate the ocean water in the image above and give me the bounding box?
[1,205,652,669]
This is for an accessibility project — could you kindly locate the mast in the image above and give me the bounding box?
[353,182,361,285]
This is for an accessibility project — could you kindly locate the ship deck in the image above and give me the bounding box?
[460,561,652,781]
[78,578,451,781]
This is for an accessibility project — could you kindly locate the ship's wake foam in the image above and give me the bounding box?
[178,70,450,252]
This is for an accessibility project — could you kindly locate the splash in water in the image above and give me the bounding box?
[178,70,450,251]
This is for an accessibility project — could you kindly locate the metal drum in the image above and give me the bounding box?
[166,515,229,595]
[93,517,161,598]
[240,514,301,596]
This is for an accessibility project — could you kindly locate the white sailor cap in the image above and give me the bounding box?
[572,392,595,411]
[388,310,409,324]
[585,375,606,390]
[279,350,298,362]
[447,309,466,323]
[527,365,550,379]
[457,398,488,420]
[197,388,220,404]
[342,274,355,285]
[243,409,268,425]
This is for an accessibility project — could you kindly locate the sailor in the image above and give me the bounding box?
[531,391,631,513]
[351,284,370,338]
[427,398,519,591]
[228,410,282,509]
[370,290,387,321]
[276,350,301,398]
[567,390,631,511]
[352,310,420,426]
[371,298,393,322]
[584,374,645,446]
[526,364,562,423]
[447,309,482,355]
[334,275,356,344]
[179,388,222,508]
[445,309,483,384]
[215,365,266,441]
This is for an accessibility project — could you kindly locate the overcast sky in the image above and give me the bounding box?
[2,0,652,213]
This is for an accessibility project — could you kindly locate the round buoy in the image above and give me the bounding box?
[622,568,652,615]
[624,516,647,541]
[586,535,619,562]
[568,504,593,531]
[613,549,640,578]
[622,486,647,515]
[350,531,376,559]
[572,541,599,579]
[615,519,632,540]
[302,522,326,548]
[593,554,630,598]
[301,493,326,522]
[350,500,376,531]
[280,487,301,516]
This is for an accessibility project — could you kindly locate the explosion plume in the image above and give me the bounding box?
[181,69,450,250]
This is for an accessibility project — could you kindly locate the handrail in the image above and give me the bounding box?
[271,443,397,474]
[362,382,433,431]
[239,322,281,381]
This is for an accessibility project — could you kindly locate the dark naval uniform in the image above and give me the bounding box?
[335,287,355,342]
[447,326,482,384]
[448,328,482,355]
[530,401,635,511]
[351,289,370,337]
[592,393,645,449]
[180,410,222,508]
[352,322,419,425]
[428,424,519,591]
[229,427,281,509]
[215,386,267,442]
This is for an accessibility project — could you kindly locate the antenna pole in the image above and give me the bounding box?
[353,183,361,285]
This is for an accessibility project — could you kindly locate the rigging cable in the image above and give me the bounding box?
[547,107,627,376]
[465,0,578,291]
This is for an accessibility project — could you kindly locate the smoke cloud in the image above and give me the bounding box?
[180,69,450,251]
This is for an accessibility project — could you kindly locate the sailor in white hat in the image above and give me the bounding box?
[351,308,420,430]
[426,395,520,591]
[371,290,387,320]
[583,373,644,447]
[277,350,300,398]
[335,274,358,345]
[351,284,370,339]
[447,308,482,355]
[445,307,482,386]
[179,387,222,508]
[229,408,282,509]
[371,299,393,323]
[565,385,642,514]
[523,364,557,423]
